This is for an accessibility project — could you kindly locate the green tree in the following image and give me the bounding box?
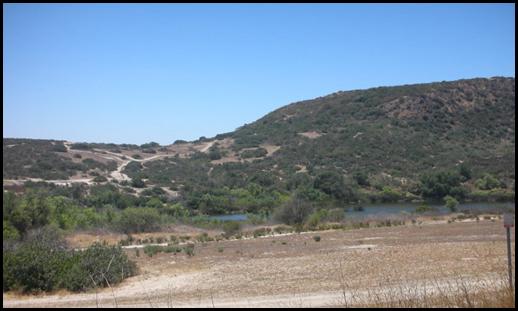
[314,171,346,200]
[420,170,464,200]
[131,177,145,188]
[443,195,459,212]
[458,163,472,181]
[353,172,370,186]
[475,174,503,190]
[116,207,161,233]
[273,196,314,225]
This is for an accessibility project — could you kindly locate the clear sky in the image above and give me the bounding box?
[3,4,515,145]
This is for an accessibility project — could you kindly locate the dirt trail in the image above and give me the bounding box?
[199,140,216,153]
[5,142,171,185]
[2,275,503,308]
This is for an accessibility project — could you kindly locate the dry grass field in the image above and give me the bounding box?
[3,218,515,308]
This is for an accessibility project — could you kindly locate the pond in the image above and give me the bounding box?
[208,202,515,222]
[344,202,515,220]
[209,214,249,221]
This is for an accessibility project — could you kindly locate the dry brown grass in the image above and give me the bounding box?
[4,220,514,308]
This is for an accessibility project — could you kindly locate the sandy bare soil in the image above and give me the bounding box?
[3,219,515,308]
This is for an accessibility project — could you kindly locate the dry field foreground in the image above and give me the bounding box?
[3,219,515,308]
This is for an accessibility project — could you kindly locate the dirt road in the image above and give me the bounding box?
[3,220,515,308]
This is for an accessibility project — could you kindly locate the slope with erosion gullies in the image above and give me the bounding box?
[223,77,515,181]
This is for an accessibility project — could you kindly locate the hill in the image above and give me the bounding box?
[3,77,515,216]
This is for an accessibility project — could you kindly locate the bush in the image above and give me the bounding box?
[116,207,161,233]
[415,204,436,213]
[3,228,136,293]
[313,235,321,242]
[222,221,241,238]
[380,187,403,203]
[241,148,268,159]
[475,174,504,190]
[274,197,314,225]
[443,195,459,212]
[62,242,137,292]
[70,143,91,150]
[419,170,464,199]
[183,244,195,256]
[51,144,67,152]
[93,175,108,183]
[353,172,370,186]
[131,178,146,188]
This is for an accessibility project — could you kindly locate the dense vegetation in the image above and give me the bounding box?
[3,227,136,293]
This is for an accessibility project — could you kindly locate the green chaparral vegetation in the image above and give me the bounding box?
[2,77,516,293]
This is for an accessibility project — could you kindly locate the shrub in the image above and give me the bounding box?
[3,228,136,293]
[274,197,314,225]
[475,174,504,190]
[143,245,162,257]
[241,148,268,159]
[222,221,241,238]
[63,242,136,292]
[183,244,195,256]
[70,143,91,150]
[353,172,370,186]
[420,170,464,199]
[51,144,67,152]
[415,204,434,213]
[380,186,403,203]
[131,178,145,188]
[93,175,107,183]
[116,207,161,233]
[444,195,459,212]
[313,235,321,242]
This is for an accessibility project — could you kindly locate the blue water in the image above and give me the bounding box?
[208,202,515,222]
[209,214,249,221]
[344,202,515,220]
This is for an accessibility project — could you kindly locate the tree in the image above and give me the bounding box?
[458,163,472,181]
[140,142,160,149]
[131,178,145,188]
[475,174,503,190]
[353,172,370,186]
[443,195,459,212]
[116,207,161,233]
[420,170,464,200]
[273,196,314,225]
[314,171,356,202]
[9,191,51,235]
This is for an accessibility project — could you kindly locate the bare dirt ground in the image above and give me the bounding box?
[298,131,322,139]
[3,219,515,308]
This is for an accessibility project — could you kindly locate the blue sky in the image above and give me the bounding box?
[3,4,515,145]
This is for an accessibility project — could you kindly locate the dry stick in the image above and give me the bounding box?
[460,278,473,308]
[89,274,100,308]
[139,277,155,308]
[210,291,215,308]
[102,254,118,308]
[102,273,118,308]
[168,283,174,308]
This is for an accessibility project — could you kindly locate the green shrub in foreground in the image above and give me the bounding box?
[3,229,136,293]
